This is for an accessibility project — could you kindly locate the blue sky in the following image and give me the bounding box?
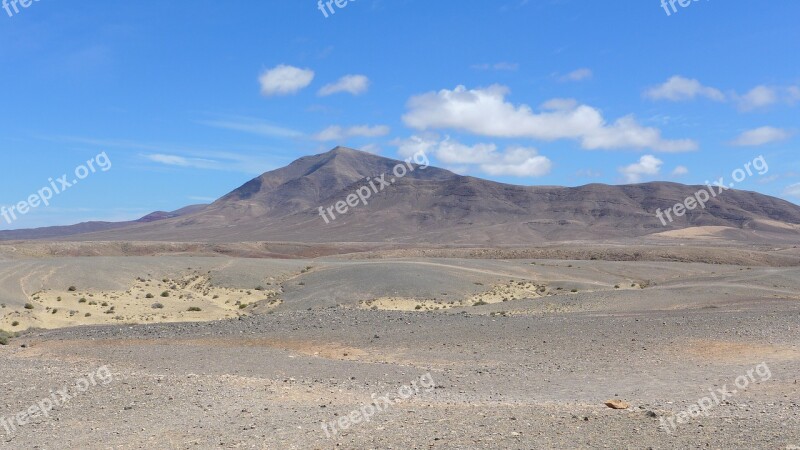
[1,0,799,229]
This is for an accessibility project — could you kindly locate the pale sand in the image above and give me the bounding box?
[360,280,550,311]
[0,273,281,330]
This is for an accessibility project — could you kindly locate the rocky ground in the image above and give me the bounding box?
[1,249,799,449]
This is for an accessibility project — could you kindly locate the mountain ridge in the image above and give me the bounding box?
[3,147,800,244]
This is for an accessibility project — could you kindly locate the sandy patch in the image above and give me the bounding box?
[1,273,281,330]
[683,339,800,362]
[360,280,548,311]
[653,226,734,239]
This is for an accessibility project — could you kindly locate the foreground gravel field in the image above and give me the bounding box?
[1,256,799,449]
[2,305,799,448]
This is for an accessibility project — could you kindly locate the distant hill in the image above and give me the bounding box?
[4,147,800,244]
[0,204,207,241]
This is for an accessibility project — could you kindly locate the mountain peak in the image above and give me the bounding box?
[327,146,364,155]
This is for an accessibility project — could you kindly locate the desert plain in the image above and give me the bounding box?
[1,240,798,449]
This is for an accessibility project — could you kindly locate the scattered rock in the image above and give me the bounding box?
[604,399,630,409]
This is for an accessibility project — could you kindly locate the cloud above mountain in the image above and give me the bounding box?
[403,85,697,152]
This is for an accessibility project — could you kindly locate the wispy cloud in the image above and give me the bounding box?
[471,62,519,71]
[645,76,725,102]
[39,135,287,174]
[318,74,370,96]
[199,116,303,138]
[730,126,792,147]
[784,182,800,198]
[558,68,593,82]
[141,151,277,174]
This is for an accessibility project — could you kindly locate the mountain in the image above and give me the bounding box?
[3,147,800,244]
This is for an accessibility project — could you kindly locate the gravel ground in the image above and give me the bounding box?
[1,257,799,449]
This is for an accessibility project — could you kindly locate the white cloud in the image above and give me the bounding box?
[734,85,778,111]
[730,126,791,146]
[318,74,370,96]
[259,65,314,96]
[644,76,725,102]
[393,134,441,159]
[435,138,499,164]
[618,155,663,183]
[540,98,579,111]
[394,135,552,178]
[559,68,593,82]
[645,78,800,111]
[671,165,689,176]
[784,182,800,198]
[313,124,390,141]
[402,85,696,152]
[480,146,552,177]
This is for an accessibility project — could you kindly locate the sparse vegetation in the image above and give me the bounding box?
[151,303,164,309]
[473,300,489,306]
[24,303,34,310]
[146,293,154,299]
[67,286,77,292]
[79,298,87,303]
[570,289,578,293]
[11,321,19,327]
[187,306,202,312]
[161,291,170,298]
[0,330,14,346]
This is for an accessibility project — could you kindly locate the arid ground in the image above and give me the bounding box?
[1,241,799,449]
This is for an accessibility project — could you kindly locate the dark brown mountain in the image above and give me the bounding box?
[4,147,800,244]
